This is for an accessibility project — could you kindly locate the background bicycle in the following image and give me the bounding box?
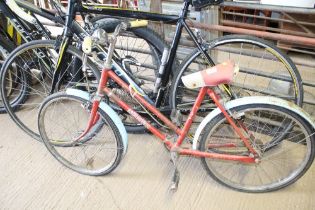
[0,0,167,136]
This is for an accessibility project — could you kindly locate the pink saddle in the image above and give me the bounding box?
[181,60,239,89]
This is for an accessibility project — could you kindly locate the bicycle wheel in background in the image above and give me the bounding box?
[0,32,15,108]
[94,18,171,133]
[94,18,164,93]
[0,40,101,140]
[198,103,315,192]
[170,35,303,113]
[0,32,14,65]
[38,92,124,176]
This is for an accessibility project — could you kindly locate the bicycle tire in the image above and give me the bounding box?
[38,92,124,176]
[0,32,15,59]
[0,40,101,140]
[170,35,303,112]
[198,103,315,192]
[0,32,15,109]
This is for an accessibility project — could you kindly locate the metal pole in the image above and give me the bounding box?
[187,21,315,47]
[221,2,315,14]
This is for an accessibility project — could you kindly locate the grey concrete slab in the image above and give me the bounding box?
[0,114,314,210]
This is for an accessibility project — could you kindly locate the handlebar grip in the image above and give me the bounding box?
[128,20,148,29]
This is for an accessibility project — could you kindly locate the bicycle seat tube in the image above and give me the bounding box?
[155,0,191,107]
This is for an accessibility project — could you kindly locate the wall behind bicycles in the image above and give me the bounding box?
[141,0,315,117]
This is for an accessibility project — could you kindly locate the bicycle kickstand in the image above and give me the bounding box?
[169,150,180,192]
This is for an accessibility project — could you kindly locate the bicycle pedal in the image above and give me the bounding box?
[169,182,178,192]
[169,169,180,192]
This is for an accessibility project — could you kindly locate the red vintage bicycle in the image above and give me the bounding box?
[38,23,315,193]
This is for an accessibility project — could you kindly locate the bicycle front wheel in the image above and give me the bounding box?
[170,35,303,111]
[38,92,124,176]
[0,40,101,140]
[199,103,315,192]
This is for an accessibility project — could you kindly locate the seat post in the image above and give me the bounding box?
[180,0,191,18]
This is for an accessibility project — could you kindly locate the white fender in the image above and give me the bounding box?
[66,88,128,155]
[192,96,315,150]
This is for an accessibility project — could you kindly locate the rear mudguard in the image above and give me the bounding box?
[66,88,128,155]
[192,96,315,150]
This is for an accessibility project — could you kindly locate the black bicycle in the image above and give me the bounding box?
[0,0,168,126]
[0,0,303,139]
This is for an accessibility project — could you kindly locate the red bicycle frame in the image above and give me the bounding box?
[82,68,258,164]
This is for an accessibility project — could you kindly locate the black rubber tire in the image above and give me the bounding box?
[0,33,16,112]
[170,35,303,111]
[0,62,30,114]
[38,92,124,176]
[198,103,315,192]
[93,17,167,50]
[0,32,15,59]
[93,17,168,75]
[0,40,101,140]
[0,36,30,114]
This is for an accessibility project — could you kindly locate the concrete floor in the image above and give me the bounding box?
[0,113,315,210]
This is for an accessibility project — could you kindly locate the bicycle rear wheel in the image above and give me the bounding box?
[199,103,315,192]
[0,40,101,140]
[170,35,303,112]
[38,92,124,175]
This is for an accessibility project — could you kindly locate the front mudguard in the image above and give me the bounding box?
[192,96,315,150]
[66,88,128,155]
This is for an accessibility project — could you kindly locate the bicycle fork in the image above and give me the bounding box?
[73,24,125,142]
